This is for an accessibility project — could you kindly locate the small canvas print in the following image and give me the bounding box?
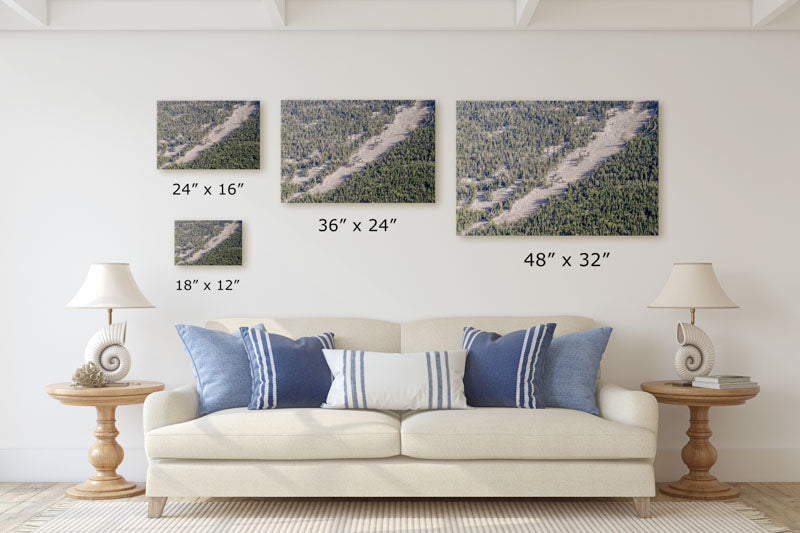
[174,220,242,266]
[281,100,435,203]
[456,100,659,236]
[157,100,260,169]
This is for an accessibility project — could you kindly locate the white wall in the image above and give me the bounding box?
[0,30,798,483]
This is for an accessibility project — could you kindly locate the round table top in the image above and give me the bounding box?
[45,381,165,407]
[641,380,759,407]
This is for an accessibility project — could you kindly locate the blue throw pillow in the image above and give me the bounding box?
[240,327,334,409]
[542,327,613,415]
[175,324,265,417]
[462,323,556,408]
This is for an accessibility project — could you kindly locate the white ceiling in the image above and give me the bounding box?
[1,0,799,30]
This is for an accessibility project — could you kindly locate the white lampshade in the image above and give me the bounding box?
[648,262,738,309]
[66,263,154,309]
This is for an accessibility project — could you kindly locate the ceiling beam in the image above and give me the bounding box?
[529,0,752,30]
[1,0,797,31]
[264,0,286,26]
[1,0,47,26]
[286,0,513,29]
[752,0,799,26]
[516,0,540,27]
[42,0,273,30]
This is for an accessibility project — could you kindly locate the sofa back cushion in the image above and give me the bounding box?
[208,317,401,352]
[400,316,595,353]
[209,317,594,354]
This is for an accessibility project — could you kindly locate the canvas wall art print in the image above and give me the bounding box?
[157,101,260,170]
[174,220,243,266]
[281,100,435,203]
[456,100,659,236]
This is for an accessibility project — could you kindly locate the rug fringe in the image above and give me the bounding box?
[13,498,793,532]
[726,501,790,533]
[14,500,75,533]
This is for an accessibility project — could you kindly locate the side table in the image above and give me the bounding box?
[45,381,165,500]
[640,380,759,500]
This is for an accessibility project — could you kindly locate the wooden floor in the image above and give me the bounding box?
[0,482,798,532]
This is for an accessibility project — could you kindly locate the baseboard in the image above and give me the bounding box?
[654,448,800,482]
[2,448,799,483]
[0,448,148,482]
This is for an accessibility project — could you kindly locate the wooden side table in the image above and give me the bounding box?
[45,381,165,500]
[641,380,759,500]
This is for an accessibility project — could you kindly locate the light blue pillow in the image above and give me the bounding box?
[542,327,613,415]
[240,327,334,409]
[462,324,556,408]
[175,324,265,416]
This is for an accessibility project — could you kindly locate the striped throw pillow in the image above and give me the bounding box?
[240,327,335,409]
[462,323,556,408]
[321,349,468,410]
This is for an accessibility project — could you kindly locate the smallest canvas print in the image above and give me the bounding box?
[157,100,260,169]
[174,220,243,266]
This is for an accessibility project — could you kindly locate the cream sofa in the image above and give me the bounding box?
[144,316,658,518]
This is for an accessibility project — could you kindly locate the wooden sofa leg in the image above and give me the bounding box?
[633,497,651,518]
[148,497,167,518]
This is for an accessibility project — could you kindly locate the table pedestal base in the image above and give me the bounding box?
[67,480,145,500]
[66,404,145,500]
[661,477,739,500]
[659,404,739,500]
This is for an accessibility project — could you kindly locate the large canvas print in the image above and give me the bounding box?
[157,101,260,169]
[281,100,435,203]
[174,220,243,266]
[456,100,658,236]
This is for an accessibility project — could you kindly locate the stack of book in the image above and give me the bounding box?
[692,375,758,389]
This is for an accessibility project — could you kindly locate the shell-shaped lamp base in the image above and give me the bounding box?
[84,322,131,382]
[674,322,715,381]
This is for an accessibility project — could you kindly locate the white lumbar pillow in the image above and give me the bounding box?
[322,349,469,410]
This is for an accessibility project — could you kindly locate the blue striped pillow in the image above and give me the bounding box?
[462,323,556,408]
[321,349,468,410]
[240,327,334,409]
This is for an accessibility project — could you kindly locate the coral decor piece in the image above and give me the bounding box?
[71,361,106,388]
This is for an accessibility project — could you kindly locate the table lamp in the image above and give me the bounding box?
[648,262,738,382]
[66,263,154,383]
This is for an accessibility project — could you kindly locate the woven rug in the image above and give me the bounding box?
[16,499,788,533]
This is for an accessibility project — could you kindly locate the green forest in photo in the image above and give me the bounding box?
[456,100,658,236]
[281,100,435,203]
[301,114,435,203]
[157,101,260,170]
[174,221,243,266]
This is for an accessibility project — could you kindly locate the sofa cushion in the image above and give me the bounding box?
[175,323,265,416]
[542,327,613,415]
[462,324,556,408]
[146,408,400,460]
[400,408,655,460]
[240,327,334,410]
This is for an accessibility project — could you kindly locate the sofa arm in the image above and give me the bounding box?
[596,380,658,435]
[143,383,199,433]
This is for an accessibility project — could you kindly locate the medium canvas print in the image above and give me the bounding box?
[157,100,260,169]
[281,100,435,203]
[456,100,658,236]
[174,220,243,266]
